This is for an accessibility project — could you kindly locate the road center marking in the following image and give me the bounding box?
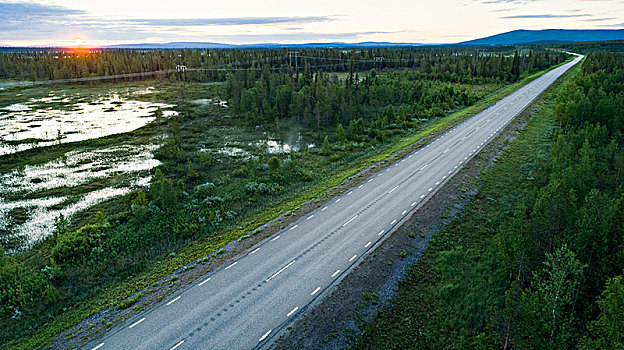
[343,215,358,227]
[170,340,185,350]
[199,277,211,286]
[128,317,146,329]
[266,260,296,282]
[166,296,181,306]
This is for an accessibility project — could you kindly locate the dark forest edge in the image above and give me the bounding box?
[0,47,569,349]
[356,52,624,349]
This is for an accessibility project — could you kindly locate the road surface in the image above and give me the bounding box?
[86,54,583,350]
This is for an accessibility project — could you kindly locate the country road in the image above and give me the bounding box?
[85,53,583,350]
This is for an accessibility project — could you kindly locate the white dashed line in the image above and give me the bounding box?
[266,260,295,282]
[259,330,272,342]
[289,225,298,231]
[365,241,372,248]
[311,287,321,295]
[349,255,357,262]
[428,188,433,192]
[443,176,447,180]
[401,159,405,163]
[166,296,181,306]
[250,248,260,255]
[378,230,385,236]
[412,201,417,206]
[435,182,440,185]
[390,219,397,225]
[271,235,281,242]
[347,191,353,195]
[199,277,211,286]
[225,262,238,269]
[128,317,146,329]
[306,215,314,220]
[92,343,105,350]
[322,206,328,211]
[420,164,428,170]
[420,194,425,198]
[444,148,449,153]
[287,306,299,317]
[388,185,399,194]
[343,215,358,227]
[402,210,407,215]
[336,198,341,202]
[170,340,185,350]
[358,185,363,188]
[331,270,341,277]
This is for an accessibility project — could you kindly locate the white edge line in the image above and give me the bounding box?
[166,296,181,306]
[128,317,146,329]
[287,306,299,317]
[259,330,272,342]
[199,277,211,286]
[170,340,185,350]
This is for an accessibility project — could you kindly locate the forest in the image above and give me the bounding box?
[357,52,624,349]
[0,47,566,348]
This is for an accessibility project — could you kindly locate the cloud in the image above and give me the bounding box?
[500,14,593,18]
[583,17,617,22]
[128,16,336,27]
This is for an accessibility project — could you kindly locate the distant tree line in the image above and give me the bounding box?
[0,47,565,83]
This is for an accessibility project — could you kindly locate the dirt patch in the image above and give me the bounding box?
[270,101,545,349]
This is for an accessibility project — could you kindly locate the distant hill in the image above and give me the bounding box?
[105,41,422,49]
[458,29,624,46]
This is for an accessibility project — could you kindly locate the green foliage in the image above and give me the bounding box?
[581,275,624,349]
[119,292,143,310]
[320,135,332,156]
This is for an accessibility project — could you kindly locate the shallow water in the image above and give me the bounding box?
[0,144,160,250]
[0,93,177,155]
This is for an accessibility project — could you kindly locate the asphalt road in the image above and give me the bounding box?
[85,54,583,350]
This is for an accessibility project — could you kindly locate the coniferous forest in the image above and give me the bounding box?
[2,44,621,349]
[357,51,624,349]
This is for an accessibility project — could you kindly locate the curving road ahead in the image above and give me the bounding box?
[85,54,583,350]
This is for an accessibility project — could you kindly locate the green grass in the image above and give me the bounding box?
[353,58,581,350]
[5,62,571,350]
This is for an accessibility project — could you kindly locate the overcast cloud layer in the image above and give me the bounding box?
[0,0,623,46]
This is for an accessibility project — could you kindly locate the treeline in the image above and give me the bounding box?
[0,47,564,83]
[357,52,624,349]
[226,50,565,128]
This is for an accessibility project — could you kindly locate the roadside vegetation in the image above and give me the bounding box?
[0,47,567,348]
[356,52,624,349]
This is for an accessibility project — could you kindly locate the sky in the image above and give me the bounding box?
[1,0,623,46]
